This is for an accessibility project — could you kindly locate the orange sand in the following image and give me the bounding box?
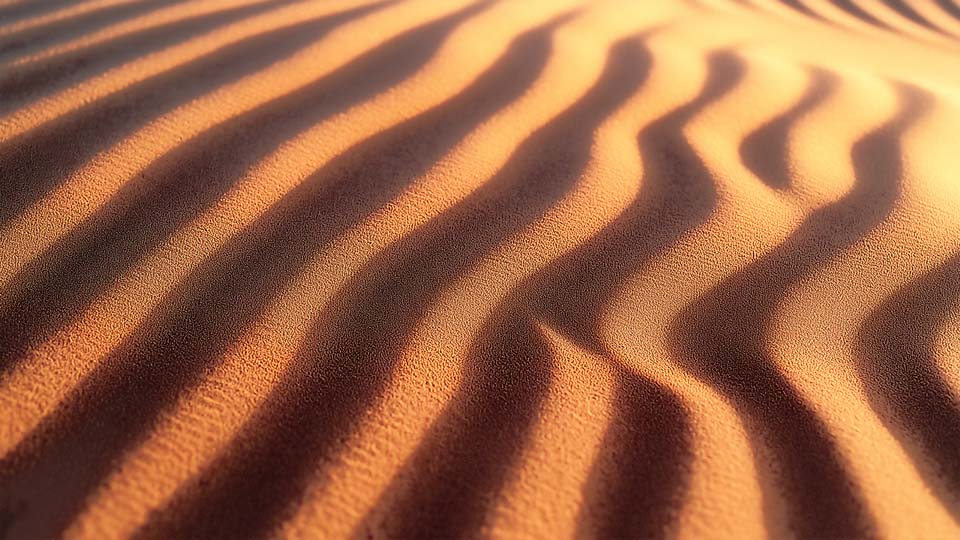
[1,0,960,538]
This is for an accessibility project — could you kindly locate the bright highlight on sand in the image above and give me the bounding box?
[0,0,959,538]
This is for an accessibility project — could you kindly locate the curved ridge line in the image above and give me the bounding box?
[0,0,307,114]
[0,0,182,65]
[555,49,750,539]
[737,0,832,26]
[670,75,931,538]
[877,0,951,37]
[536,50,741,358]
[126,23,644,540]
[0,0,426,375]
[0,0,391,239]
[0,3,495,538]
[857,247,960,522]
[936,0,960,22]
[364,48,751,537]
[825,0,893,31]
[739,68,838,192]
[0,0,403,143]
[775,0,829,23]
[126,11,597,540]
[348,34,658,540]
[62,7,585,535]
[2,0,290,69]
[0,0,119,35]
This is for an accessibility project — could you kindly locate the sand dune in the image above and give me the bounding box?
[1,0,959,538]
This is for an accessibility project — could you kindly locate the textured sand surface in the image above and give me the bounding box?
[1,0,960,538]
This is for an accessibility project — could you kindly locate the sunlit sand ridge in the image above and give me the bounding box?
[1,0,960,538]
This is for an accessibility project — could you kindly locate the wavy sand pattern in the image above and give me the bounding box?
[1,0,960,538]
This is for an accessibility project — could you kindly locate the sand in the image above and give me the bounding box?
[1,0,959,538]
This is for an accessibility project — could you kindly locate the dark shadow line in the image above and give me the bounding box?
[0,0,183,63]
[360,312,557,540]
[0,0,303,115]
[774,0,831,24]
[781,0,827,22]
[537,52,740,357]
[856,249,960,522]
[825,0,892,31]
[133,27,652,540]
[935,0,960,22]
[350,36,655,540]
[729,0,825,26]
[0,0,388,230]
[383,47,748,540]
[576,365,692,540]
[0,0,436,375]
[543,50,748,540]
[739,69,836,191]
[878,0,949,35]
[364,48,743,540]
[0,4,494,539]
[669,82,932,538]
[773,0,956,44]
[0,0,84,28]
[0,5,576,537]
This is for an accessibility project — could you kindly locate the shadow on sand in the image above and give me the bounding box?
[857,249,960,522]
[0,3,500,539]
[670,81,931,537]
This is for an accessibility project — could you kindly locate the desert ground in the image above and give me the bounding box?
[1,0,959,538]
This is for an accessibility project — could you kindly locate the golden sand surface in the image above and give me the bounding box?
[1,0,959,538]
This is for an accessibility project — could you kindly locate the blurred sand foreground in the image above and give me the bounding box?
[1,0,959,538]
